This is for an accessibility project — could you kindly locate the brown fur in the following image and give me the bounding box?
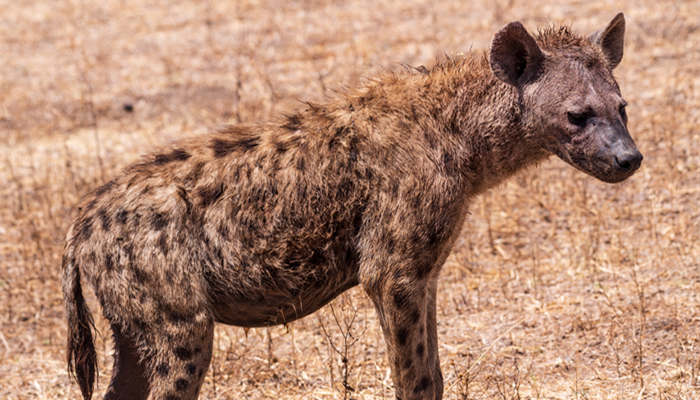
[63,15,640,400]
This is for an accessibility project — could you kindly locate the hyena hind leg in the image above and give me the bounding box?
[104,324,149,400]
[104,320,215,400]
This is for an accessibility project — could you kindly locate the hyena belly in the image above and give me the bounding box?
[203,227,362,328]
[196,145,367,327]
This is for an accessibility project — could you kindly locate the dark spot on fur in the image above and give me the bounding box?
[218,223,229,240]
[164,270,175,285]
[397,328,409,346]
[211,138,235,157]
[85,199,97,211]
[416,343,425,356]
[236,137,259,150]
[95,180,114,196]
[337,178,354,199]
[296,156,305,171]
[176,187,193,216]
[133,267,149,284]
[411,194,422,210]
[329,126,349,149]
[284,260,300,271]
[362,166,375,181]
[194,347,202,355]
[164,306,194,324]
[403,359,413,370]
[97,208,111,231]
[184,162,205,185]
[348,137,359,165]
[413,376,431,393]
[212,137,259,157]
[151,212,168,231]
[76,217,93,241]
[133,318,147,330]
[358,94,371,106]
[105,253,114,271]
[416,261,433,279]
[198,183,225,208]
[282,113,302,131]
[168,312,190,323]
[154,149,191,165]
[427,222,446,247]
[390,181,400,197]
[186,363,197,376]
[124,243,134,260]
[442,151,458,176]
[274,140,288,154]
[164,396,179,400]
[156,363,170,377]
[116,209,128,224]
[174,347,192,361]
[132,212,141,228]
[175,378,189,391]
[423,129,437,149]
[392,286,411,308]
[409,307,420,324]
[387,236,396,254]
[211,245,224,265]
[158,232,169,256]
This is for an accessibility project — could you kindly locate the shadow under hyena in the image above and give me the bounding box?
[63,13,641,400]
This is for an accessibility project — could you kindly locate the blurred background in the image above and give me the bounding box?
[0,0,698,398]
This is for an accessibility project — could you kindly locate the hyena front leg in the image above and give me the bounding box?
[424,277,443,399]
[362,267,443,400]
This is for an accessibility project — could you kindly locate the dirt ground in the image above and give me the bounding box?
[1,0,698,399]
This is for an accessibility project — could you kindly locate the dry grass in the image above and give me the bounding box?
[1,0,699,399]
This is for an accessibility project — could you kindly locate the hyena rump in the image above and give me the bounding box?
[64,14,641,400]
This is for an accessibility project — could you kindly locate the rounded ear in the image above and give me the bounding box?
[490,21,544,86]
[590,13,625,69]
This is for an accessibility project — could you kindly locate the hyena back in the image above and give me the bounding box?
[64,14,641,400]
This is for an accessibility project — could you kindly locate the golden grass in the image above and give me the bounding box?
[1,0,698,398]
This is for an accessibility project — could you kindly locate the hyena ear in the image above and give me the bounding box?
[590,13,625,69]
[490,21,544,86]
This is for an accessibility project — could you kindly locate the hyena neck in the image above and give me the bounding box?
[414,54,549,193]
[306,53,548,194]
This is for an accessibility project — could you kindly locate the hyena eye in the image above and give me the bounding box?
[619,103,628,123]
[567,111,590,128]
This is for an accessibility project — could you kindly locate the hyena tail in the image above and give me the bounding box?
[62,251,98,400]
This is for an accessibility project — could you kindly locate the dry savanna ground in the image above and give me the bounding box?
[1,0,699,399]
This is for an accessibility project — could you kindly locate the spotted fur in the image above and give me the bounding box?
[63,15,640,400]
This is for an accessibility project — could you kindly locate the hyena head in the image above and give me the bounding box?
[490,13,642,183]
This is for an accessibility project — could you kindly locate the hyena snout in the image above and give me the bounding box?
[610,141,643,173]
[596,124,643,180]
[559,121,643,184]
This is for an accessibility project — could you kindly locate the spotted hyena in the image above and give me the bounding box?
[63,13,641,400]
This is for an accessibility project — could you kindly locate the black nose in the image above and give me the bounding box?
[614,151,643,172]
